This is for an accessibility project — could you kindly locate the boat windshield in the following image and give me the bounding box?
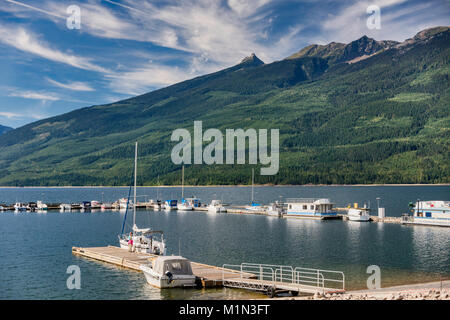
[153,257,193,275]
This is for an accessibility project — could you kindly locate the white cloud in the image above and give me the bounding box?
[0,23,110,73]
[105,65,192,96]
[46,78,95,92]
[0,111,22,119]
[8,90,60,101]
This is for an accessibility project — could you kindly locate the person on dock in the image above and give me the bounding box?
[128,232,134,252]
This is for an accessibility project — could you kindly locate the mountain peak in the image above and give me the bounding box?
[412,26,449,40]
[239,53,264,66]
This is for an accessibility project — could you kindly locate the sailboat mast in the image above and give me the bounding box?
[134,142,137,228]
[251,168,254,203]
[181,165,184,199]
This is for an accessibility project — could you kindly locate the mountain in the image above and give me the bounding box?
[0,125,12,135]
[0,27,449,186]
[287,35,399,64]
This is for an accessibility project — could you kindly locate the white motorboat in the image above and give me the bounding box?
[140,256,197,289]
[164,200,178,211]
[207,200,227,213]
[118,142,167,255]
[267,201,285,217]
[0,206,7,211]
[347,203,371,222]
[90,200,101,209]
[60,204,72,211]
[14,203,27,212]
[37,201,48,210]
[177,199,193,211]
[119,198,133,209]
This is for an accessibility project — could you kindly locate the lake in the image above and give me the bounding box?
[0,185,448,299]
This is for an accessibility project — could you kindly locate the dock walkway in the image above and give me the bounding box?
[72,246,255,287]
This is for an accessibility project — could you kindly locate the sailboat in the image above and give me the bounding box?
[246,168,262,211]
[177,165,193,211]
[118,142,167,255]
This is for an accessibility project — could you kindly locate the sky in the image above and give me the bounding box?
[0,0,449,128]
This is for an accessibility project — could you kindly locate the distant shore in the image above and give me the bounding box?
[0,184,449,188]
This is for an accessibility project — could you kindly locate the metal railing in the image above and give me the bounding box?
[222,262,345,293]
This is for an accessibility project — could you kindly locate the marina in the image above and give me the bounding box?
[1,185,449,299]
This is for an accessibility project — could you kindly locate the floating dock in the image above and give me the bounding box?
[72,246,346,295]
[72,246,255,288]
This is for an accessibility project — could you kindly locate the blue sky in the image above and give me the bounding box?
[0,0,449,128]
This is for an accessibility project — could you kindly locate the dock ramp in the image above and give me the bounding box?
[222,263,345,297]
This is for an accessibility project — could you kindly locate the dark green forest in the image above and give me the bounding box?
[0,27,448,186]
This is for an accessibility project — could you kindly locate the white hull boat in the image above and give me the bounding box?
[402,200,450,227]
[37,201,48,210]
[140,256,196,289]
[14,203,27,212]
[348,205,371,222]
[177,202,193,211]
[60,204,72,211]
[207,200,227,213]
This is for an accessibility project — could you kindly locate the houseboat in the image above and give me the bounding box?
[402,200,450,227]
[285,198,338,219]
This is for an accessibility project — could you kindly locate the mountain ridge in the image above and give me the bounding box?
[0,26,448,186]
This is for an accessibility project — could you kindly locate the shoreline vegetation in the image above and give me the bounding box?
[0,184,449,188]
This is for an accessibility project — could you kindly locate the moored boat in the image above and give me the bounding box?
[347,203,371,222]
[164,200,178,211]
[177,199,193,211]
[14,203,27,212]
[267,201,285,217]
[285,198,338,219]
[140,256,197,289]
[60,203,72,211]
[207,200,227,213]
[402,200,450,227]
[118,142,167,255]
[37,201,48,210]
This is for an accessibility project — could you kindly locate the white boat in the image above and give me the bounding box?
[285,198,338,219]
[118,142,167,255]
[207,200,227,213]
[177,199,193,211]
[37,201,48,210]
[119,198,133,209]
[14,203,27,212]
[402,200,450,227]
[101,203,112,210]
[0,206,7,211]
[60,204,72,211]
[90,200,101,209]
[347,203,371,222]
[267,201,285,217]
[140,256,197,289]
[164,200,178,211]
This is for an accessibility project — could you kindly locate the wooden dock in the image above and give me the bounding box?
[72,246,255,288]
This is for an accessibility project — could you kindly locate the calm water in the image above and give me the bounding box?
[0,185,449,299]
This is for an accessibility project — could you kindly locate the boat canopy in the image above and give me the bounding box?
[152,256,194,276]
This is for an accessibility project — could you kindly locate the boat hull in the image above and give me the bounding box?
[140,266,197,289]
[348,215,370,222]
[403,217,450,227]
